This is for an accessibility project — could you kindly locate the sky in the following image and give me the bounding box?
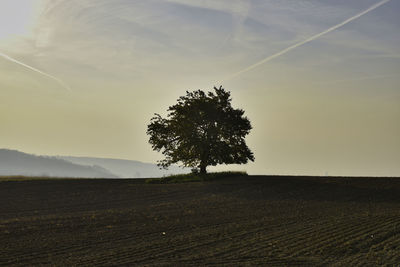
[0,0,399,176]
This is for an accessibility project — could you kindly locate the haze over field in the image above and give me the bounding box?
[0,149,186,178]
[1,0,399,176]
[0,149,117,178]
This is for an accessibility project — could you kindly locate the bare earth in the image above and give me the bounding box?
[1,176,400,266]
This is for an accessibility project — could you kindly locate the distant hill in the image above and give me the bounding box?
[0,149,118,178]
[58,156,187,178]
[0,149,187,178]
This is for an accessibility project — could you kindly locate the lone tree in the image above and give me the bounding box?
[147,86,254,174]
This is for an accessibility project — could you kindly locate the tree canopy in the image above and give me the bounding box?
[147,86,254,174]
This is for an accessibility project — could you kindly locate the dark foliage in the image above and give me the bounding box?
[147,86,254,173]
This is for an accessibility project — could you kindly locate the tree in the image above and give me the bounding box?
[147,86,254,174]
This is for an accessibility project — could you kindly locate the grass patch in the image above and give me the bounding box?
[0,176,93,182]
[0,176,58,182]
[145,171,248,184]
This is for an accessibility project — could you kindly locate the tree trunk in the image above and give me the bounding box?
[199,164,207,174]
[199,148,208,175]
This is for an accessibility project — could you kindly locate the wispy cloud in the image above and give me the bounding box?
[1,0,399,176]
[314,74,398,85]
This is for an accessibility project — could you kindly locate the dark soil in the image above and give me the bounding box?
[1,176,400,266]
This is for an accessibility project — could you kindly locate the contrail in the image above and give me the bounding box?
[0,51,70,91]
[222,0,391,82]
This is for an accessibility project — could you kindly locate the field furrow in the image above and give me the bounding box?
[1,176,399,266]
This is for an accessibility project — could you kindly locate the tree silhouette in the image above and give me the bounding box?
[147,86,254,174]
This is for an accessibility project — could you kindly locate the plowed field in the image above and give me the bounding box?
[1,176,400,266]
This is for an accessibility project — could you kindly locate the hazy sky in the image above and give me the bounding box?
[1,0,399,176]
